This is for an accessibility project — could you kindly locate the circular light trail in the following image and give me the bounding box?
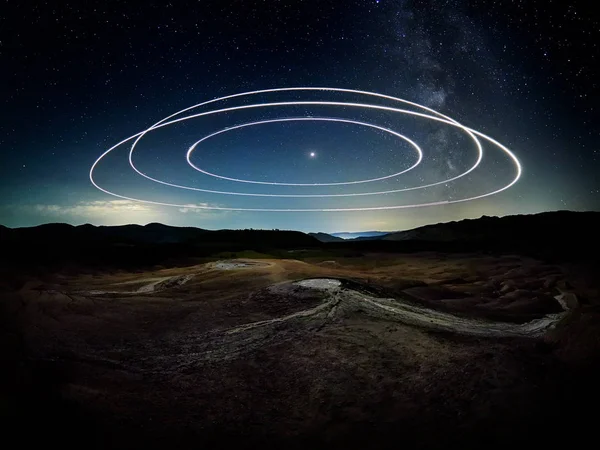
[90,87,522,211]
[186,117,422,186]
[126,96,483,197]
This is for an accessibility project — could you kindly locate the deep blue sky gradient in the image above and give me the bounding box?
[1,0,598,232]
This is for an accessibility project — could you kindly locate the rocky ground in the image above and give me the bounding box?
[2,254,599,449]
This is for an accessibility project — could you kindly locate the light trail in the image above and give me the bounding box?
[186,117,423,186]
[89,87,521,211]
[128,117,424,196]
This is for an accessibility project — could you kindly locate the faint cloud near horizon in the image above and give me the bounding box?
[177,203,227,214]
[2,199,229,226]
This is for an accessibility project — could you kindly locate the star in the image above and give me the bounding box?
[309,151,316,158]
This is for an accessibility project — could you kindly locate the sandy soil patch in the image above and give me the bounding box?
[295,278,342,290]
[84,274,194,295]
[210,260,272,270]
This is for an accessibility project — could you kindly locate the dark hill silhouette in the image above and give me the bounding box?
[3,223,316,246]
[3,211,599,269]
[308,232,345,242]
[327,210,600,261]
[0,223,318,269]
[382,211,600,244]
[331,231,390,239]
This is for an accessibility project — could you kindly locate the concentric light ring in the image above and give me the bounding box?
[89,87,521,211]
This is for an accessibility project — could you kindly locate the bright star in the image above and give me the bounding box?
[309,151,316,158]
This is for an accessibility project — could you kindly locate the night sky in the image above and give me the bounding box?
[1,0,598,232]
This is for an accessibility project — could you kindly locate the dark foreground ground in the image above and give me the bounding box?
[2,247,600,450]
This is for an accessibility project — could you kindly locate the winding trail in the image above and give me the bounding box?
[227,278,565,338]
[157,278,567,369]
[85,274,194,295]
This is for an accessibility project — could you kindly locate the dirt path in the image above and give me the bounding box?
[150,277,566,371]
[225,278,566,338]
[41,259,568,371]
[85,274,195,295]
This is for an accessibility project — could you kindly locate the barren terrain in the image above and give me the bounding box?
[2,252,600,449]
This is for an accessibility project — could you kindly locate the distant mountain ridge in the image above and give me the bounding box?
[0,223,320,269]
[1,222,318,247]
[331,231,391,240]
[308,211,600,260]
[308,232,344,242]
[309,211,600,245]
[380,211,600,243]
[3,211,599,266]
[309,231,392,242]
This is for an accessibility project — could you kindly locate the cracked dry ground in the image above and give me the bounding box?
[2,254,600,449]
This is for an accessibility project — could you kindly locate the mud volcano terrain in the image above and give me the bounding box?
[2,217,600,449]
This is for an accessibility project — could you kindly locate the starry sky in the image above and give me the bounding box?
[1,0,598,232]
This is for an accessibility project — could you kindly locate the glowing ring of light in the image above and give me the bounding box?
[125,93,482,197]
[90,87,521,211]
[132,117,423,188]
[186,117,422,186]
